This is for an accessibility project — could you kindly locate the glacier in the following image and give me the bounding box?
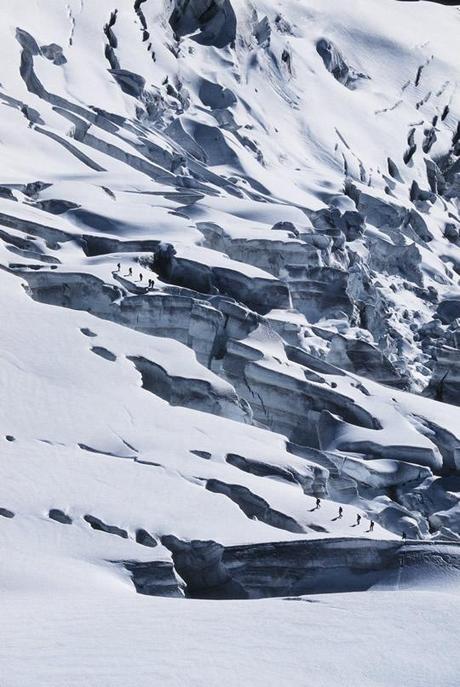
[0,0,459,685]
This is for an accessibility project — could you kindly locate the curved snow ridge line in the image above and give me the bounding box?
[205,478,306,534]
[225,451,327,495]
[128,354,249,422]
[127,536,460,599]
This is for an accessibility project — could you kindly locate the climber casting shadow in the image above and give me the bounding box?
[351,514,362,527]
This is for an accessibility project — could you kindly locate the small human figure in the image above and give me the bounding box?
[338,506,343,519]
[402,531,407,542]
[139,273,143,282]
[128,267,133,277]
[116,262,121,272]
[316,497,321,509]
[356,514,361,526]
[369,520,375,532]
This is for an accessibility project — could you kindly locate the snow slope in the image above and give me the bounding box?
[0,0,459,684]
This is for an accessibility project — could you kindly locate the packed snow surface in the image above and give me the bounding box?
[0,0,459,685]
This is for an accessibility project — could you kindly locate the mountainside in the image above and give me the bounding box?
[0,1,460,685]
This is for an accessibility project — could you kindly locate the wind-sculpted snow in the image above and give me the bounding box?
[0,0,459,684]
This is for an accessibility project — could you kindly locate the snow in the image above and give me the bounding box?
[1,585,459,687]
[0,0,459,683]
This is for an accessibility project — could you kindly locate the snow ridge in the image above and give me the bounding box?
[0,1,459,685]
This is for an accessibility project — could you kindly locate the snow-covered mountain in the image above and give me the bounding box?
[0,1,459,685]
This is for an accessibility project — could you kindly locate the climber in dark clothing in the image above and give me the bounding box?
[128,267,133,277]
[356,514,361,526]
[369,520,375,532]
[139,273,143,282]
[338,506,343,519]
[316,497,321,509]
[116,262,120,272]
[402,531,407,542]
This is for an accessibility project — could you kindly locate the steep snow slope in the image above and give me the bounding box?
[0,0,459,684]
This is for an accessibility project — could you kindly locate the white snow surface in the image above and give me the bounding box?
[0,0,459,685]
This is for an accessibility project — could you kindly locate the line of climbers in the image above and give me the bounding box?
[114,263,155,289]
[314,498,407,539]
